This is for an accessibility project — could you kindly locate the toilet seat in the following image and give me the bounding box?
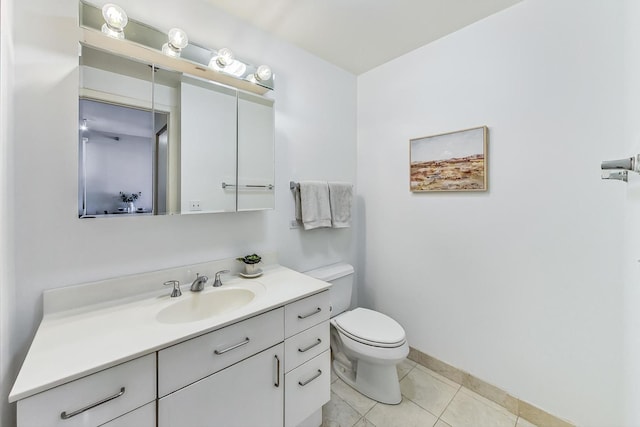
[334,308,406,348]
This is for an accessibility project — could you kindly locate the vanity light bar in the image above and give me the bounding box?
[80,28,271,95]
[80,1,274,93]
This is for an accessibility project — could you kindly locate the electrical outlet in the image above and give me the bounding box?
[189,200,201,211]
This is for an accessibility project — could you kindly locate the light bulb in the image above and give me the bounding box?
[255,65,272,82]
[162,28,188,58]
[80,119,88,131]
[215,48,234,67]
[168,28,188,49]
[101,4,127,39]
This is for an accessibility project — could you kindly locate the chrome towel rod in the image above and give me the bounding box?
[290,181,299,190]
[221,182,274,190]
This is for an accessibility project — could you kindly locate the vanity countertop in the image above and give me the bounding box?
[9,264,330,402]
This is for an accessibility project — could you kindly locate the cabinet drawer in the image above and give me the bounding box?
[284,291,330,338]
[17,354,155,427]
[284,320,329,372]
[99,401,155,427]
[158,307,284,396]
[284,350,330,427]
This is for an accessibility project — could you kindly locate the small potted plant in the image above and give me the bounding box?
[120,191,141,213]
[236,253,262,275]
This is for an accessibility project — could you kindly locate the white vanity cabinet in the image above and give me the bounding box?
[283,292,332,427]
[11,265,332,427]
[16,354,156,427]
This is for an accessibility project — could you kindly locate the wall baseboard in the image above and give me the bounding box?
[407,347,575,427]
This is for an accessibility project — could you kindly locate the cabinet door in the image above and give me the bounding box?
[158,343,284,427]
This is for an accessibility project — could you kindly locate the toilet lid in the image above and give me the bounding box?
[334,308,406,347]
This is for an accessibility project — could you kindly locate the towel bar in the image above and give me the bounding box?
[222,182,274,190]
[290,181,299,190]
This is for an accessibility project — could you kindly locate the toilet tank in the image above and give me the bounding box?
[304,263,355,316]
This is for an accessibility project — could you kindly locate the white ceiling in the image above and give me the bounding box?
[203,0,522,75]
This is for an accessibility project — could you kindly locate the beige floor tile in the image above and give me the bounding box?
[516,417,538,427]
[397,358,417,380]
[331,378,377,416]
[354,417,377,427]
[322,391,362,427]
[366,398,438,427]
[441,388,517,427]
[434,420,453,427]
[400,366,459,416]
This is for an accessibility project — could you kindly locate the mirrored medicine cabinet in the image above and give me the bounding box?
[78,2,275,218]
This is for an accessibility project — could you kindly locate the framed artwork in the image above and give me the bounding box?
[410,126,488,192]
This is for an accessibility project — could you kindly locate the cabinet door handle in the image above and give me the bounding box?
[298,338,322,353]
[298,369,322,387]
[60,387,126,419]
[297,307,321,319]
[214,337,250,355]
[274,355,281,387]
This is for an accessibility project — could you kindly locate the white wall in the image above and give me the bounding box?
[357,1,627,425]
[0,0,16,423]
[623,0,640,423]
[6,0,356,421]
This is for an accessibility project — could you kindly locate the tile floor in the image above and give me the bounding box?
[322,359,537,427]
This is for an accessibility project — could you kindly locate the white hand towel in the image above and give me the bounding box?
[299,181,332,230]
[328,182,353,228]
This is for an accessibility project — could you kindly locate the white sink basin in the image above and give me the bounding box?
[156,288,255,324]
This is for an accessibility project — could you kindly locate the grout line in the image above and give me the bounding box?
[331,380,378,420]
[436,383,461,426]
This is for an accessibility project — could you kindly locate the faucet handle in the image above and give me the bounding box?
[164,280,182,297]
[213,270,230,287]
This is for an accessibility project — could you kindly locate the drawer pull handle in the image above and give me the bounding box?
[60,387,125,420]
[274,355,281,387]
[298,307,321,319]
[298,338,322,353]
[298,369,322,387]
[214,337,250,355]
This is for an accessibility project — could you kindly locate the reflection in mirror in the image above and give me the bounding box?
[78,46,182,218]
[79,99,166,216]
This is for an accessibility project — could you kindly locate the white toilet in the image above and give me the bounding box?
[305,263,409,404]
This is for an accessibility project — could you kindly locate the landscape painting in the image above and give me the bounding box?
[410,126,488,192]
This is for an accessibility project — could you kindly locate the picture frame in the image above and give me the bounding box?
[410,126,488,192]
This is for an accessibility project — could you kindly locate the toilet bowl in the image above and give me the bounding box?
[304,263,409,405]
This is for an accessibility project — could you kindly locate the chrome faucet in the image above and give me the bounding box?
[212,270,230,287]
[190,273,209,292]
[164,280,182,298]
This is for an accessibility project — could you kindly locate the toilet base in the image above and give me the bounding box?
[333,358,402,405]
